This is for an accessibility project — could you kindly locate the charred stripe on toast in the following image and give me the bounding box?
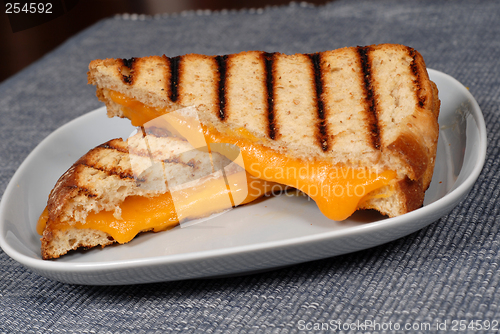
[262,52,279,141]
[120,57,137,85]
[168,55,181,102]
[407,46,426,108]
[308,52,329,152]
[357,46,382,150]
[215,55,229,121]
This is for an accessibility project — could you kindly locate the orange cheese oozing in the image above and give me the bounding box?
[38,172,276,243]
[108,90,397,221]
[204,129,396,220]
[109,90,165,127]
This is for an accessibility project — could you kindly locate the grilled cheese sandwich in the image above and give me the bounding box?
[88,44,440,220]
[39,128,281,259]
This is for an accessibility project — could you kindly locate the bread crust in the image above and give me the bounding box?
[41,226,115,260]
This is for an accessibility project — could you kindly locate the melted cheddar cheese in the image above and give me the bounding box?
[38,172,275,243]
[109,90,165,127]
[107,90,397,221]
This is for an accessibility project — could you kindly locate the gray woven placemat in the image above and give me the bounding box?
[1,0,499,332]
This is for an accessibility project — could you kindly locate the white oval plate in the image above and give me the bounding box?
[0,70,487,285]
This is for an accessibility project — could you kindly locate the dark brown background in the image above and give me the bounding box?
[1,0,329,83]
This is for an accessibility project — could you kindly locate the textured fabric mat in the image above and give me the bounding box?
[1,0,499,332]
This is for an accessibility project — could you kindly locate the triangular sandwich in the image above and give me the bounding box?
[39,125,280,259]
[87,44,440,221]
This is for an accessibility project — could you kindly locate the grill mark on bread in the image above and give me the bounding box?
[54,163,135,202]
[407,47,426,108]
[101,136,200,173]
[98,141,129,154]
[308,52,329,152]
[143,124,176,138]
[263,52,278,140]
[122,58,136,69]
[91,140,144,181]
[77,149,200,184]
[168,56,181,102]
[215,55,228,121]
[77,150,138,181]
[80,162,137,181]
[357,46,381,150]
[120,57,137,85]
[75,185,99,198]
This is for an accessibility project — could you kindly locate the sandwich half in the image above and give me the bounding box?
[39,126,281,259]
[88,44,440,221]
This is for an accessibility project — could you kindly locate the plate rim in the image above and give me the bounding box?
[0,69,488,281]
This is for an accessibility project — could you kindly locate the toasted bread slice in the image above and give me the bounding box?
[88,44,440,220]
[39,127,280,259]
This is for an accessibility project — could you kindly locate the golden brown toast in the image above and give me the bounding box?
[88,44,440,220]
